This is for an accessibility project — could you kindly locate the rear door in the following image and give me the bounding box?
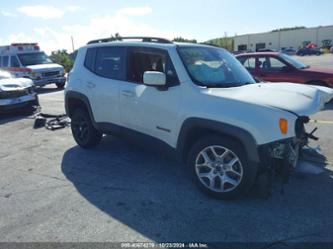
[82,46,125,124]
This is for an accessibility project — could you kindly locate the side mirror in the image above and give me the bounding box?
[143,71,166,86]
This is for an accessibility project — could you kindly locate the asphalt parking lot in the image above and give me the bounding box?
[0,55,333,245]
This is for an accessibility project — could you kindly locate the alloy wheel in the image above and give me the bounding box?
[195,145,243,192]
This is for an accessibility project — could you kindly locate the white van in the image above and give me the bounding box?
[0,43,66,88]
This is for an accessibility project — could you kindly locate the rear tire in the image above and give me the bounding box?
[71,108,102,148]
[56,82,65,88]
[187,135,257,199]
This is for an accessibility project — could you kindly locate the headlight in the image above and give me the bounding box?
[30,72,41,79]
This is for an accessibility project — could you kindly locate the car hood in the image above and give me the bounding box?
[208,83,333,116]
[302,66,333,74]
[0,78,33,91]
[26,63,64,72]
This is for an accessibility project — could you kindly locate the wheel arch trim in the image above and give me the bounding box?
[176,117,260,163]
[65,91,98,129]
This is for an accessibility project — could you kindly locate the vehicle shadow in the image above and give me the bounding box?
[0,108,35,125]
[61,136,333,242]
[35,86,64,95]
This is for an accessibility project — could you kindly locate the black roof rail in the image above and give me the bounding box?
[87,36,173,45]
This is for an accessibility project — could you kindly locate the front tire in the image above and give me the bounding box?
[187,135,257,199]
[71,108,102,148]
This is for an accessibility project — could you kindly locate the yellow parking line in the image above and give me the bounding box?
[310,119,333,125]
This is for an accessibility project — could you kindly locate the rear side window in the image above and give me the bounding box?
[239,57,256,70]
[10,56,20,67]
[94,47,126,80]
[84,48,96,72]
[127,48,179,85]
[84,46,126,80]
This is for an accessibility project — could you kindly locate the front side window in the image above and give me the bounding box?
[127,48,179,85]
[258,57,287,71]
[10,56,20,67]
[178,46,255,87]
[18,52,52,66]
[94,47,125,80]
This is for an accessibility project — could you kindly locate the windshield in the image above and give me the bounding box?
[0,71,12,80]
[18,52,52,66]
[178,46,256,87]
[279,53,307,69]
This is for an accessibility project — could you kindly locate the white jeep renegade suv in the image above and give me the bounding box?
[65,37,333,199]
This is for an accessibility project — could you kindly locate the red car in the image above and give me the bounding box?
[236,52,333,88]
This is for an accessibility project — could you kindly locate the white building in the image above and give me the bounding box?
[234,25,333,52]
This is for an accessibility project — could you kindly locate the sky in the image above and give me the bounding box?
[1,0,333,54]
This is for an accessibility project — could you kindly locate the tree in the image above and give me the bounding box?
[204,37,234,51]
[271,26,305,32]
[49,50,74,72]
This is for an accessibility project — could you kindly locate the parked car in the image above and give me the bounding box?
[280,47,297,55]
[65,37,333,199]
[330,46,333,53]
[296,47,322,56]
[0,70,38,113]
[236,52,333,88]
[0,43,66,88]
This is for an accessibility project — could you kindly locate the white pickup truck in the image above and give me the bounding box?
[0,43,66,88]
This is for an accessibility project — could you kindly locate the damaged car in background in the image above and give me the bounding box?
[0,70,38,113]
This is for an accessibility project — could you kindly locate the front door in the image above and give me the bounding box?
[119,47,181,145]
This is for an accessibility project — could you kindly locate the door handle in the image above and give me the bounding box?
[86,81,96,88]
[121,90,134,97]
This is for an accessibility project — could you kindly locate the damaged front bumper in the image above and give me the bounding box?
[257,116,315,179]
